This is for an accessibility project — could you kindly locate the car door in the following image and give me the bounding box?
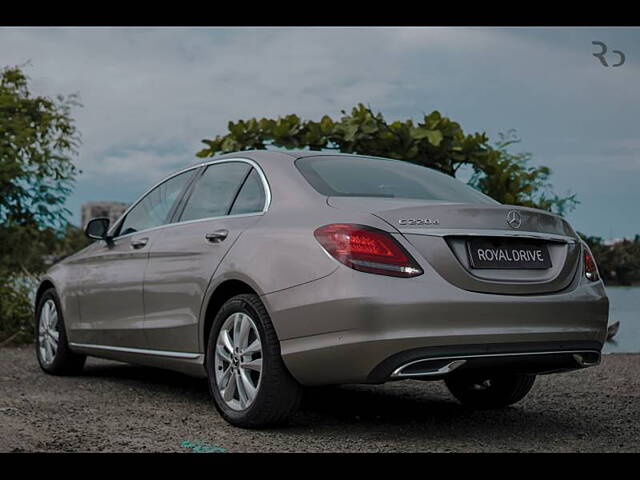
[72,169,197,348]
[143,160,268,353]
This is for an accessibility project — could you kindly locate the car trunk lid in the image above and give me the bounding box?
[327,197,582,294]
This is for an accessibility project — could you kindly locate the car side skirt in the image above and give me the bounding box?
[69,342,207,378]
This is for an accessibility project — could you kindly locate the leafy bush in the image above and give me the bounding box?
[468,131,577,216]
[0,226,89,346]
[197,104,576,214]
[0,275,37,346]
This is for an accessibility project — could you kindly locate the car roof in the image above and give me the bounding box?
[189,149,367,168]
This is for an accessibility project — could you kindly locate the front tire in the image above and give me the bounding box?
[206,294,302,428]
[35,288,86,375]
[445,373,535,409]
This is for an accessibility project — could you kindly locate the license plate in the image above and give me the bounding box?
[466,239,552,269]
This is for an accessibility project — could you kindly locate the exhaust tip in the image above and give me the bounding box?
[573,352,601,368]
[391,358,467,378]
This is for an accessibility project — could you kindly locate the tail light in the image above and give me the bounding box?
[583,245,600,281]
[314,224,423,278]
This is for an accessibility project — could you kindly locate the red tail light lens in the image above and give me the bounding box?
[314,224,423,278]
[583,245,600,282]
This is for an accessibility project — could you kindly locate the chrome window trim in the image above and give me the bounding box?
[107,157,271,239]
[69,342,203,361]
[110,212,265,242]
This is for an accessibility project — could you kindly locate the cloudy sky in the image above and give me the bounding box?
[1,27,638,238]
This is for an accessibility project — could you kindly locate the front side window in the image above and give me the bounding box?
[180,162,251,222]
[118,169,195,236]
[295,155,498,205]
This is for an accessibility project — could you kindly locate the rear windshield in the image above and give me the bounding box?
[295,155,498,204]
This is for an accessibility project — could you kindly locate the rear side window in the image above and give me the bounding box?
[180,162,251,222]
[229,169,266,215]
[295,155,497,205]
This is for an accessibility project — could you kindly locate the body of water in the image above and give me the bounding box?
[603,286,640,353]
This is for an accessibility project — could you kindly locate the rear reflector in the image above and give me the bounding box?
[583,245,600,282]
[314,224,423,278]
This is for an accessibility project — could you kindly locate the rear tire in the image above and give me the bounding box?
[206,294,302,428]
[35,288,86,375]
[445,373,535,409]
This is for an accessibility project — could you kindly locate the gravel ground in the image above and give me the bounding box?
[1,346,638,452]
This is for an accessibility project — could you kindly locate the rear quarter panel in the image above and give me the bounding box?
[200,205,398,349]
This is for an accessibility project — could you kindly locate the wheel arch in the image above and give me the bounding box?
[34,278,56,312]
[200,278,262,352]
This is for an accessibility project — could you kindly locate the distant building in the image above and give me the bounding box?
[81,201,129,228]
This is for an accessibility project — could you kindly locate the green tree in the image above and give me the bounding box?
[197,103,575,214]
[1,65,81,229]
[0,65,82,344]
[581,233,640,285]
[468,130,577,215]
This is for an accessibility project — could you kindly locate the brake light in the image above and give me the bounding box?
[583,245,600,282]
[314,224,423,278]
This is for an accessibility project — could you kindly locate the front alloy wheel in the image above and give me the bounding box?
[38,299,60,366]
[35,288,85,375]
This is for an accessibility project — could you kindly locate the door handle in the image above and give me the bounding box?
[205,229,229,243]
[130,237,149,249]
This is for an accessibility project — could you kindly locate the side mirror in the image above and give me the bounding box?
[85,217,112,243]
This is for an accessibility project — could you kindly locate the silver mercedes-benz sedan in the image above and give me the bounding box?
[35,150,609,427]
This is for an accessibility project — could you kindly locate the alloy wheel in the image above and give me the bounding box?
[38,299,59,366]
[214,312,263,410]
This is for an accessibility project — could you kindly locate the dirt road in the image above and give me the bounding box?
[1,346,638,452]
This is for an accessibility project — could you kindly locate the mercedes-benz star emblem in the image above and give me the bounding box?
[506,210,522,229]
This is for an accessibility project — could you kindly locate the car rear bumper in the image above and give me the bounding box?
[262,265,609,386]
[366,341,602,382]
